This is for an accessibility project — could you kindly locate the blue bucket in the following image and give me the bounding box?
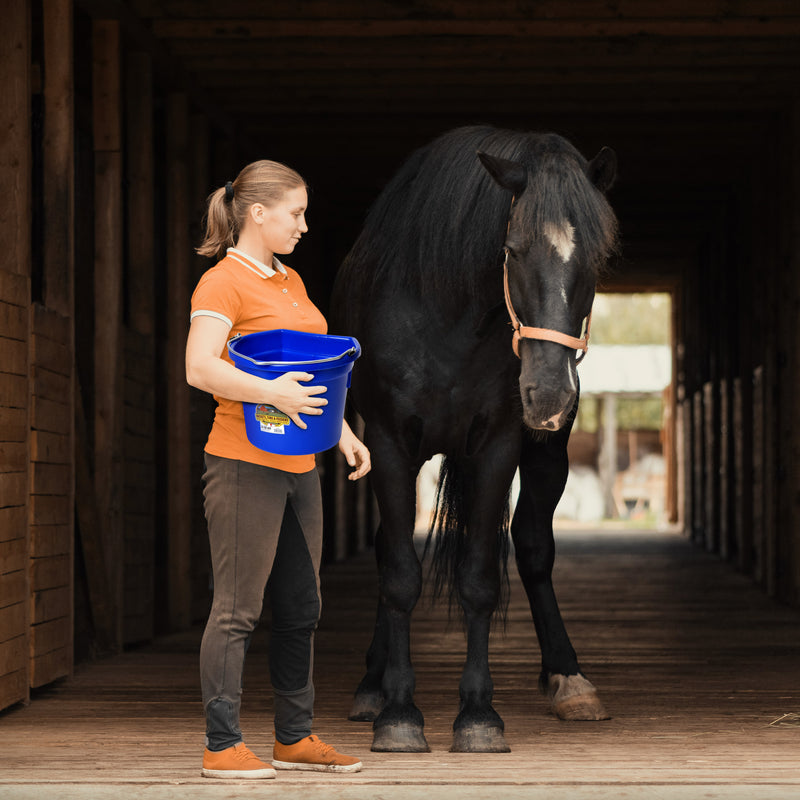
[227,329,361,455]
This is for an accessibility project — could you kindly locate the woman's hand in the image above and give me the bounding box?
[338,420,371,480]
[266,371,327,429]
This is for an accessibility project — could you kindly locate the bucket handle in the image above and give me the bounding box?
[229,344,357,368]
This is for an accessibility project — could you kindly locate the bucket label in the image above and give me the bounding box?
[254,404,290,434]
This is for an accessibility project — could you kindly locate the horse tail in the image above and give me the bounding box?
[423,456,511,626]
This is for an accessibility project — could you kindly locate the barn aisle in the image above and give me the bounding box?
[1,528,798,799]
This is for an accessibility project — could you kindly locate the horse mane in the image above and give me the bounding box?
[338,125,618,326]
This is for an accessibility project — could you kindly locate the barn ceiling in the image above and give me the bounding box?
[77,1,800,286]
[94,1,800,141]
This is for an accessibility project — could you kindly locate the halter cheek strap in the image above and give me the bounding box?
[502,251,591,363]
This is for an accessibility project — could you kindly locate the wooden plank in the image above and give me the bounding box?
[29,365,70,403]
[0,337,27,376]
[0,602,26,641]
[0,669,26,710]
[0,507,27,543]
[29,495,70,527]
[31,585,70,625]
[0,300,28,340]
[152,16,800,39]
[125,49,155,337]
[30,461,71,496]
[0,270,29,307]
[30,617,70,655]
[752,365,765,585]
[74,379,116,655]
[0,472,27,508]
[0,1,30,279]
[30,555,70,593]
[0,636,26,676]
[30,525,71,559]
[166,91,193,632]
[0,373,28,408]
[0,406,27,443]
[30,645,70,688]
[137,0,800,20]
[0,572,26,609]
[0,441,27,472]
[32,302,70,341]
[30,395,71,435]
[42,0,75,316]
[30,430,70,465]
[93,19,124,652]
[30,331,71,376]
[0,538,26,575]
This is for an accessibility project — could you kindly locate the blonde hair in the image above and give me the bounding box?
[196,160,307,260]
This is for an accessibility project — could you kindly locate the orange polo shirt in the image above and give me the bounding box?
[190,248,327,473]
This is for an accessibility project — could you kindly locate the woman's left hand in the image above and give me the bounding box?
[338,420,371,480]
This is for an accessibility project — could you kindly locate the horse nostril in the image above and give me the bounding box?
[541,419,556,430]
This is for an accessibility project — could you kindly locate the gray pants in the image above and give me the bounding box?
[199,453,323,751]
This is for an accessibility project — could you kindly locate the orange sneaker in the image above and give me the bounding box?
[272,734,363,773]
[201,742,277,779]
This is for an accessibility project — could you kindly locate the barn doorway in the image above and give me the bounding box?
[414,291,677,534]
[560,291,676,530]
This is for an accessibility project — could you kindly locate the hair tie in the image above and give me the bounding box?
[224,181,234,202]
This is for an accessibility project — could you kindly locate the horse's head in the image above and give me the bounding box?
[479,144,617,432]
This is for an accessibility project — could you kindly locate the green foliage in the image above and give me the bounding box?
[591,293,671,346]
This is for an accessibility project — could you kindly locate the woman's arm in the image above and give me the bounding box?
[185,315,327,429]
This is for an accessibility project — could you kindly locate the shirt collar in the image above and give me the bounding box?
[227,247,288,279]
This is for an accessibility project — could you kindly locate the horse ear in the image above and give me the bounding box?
[478,151,528,196]
[586,146,617,193]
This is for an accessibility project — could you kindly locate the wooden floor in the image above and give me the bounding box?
[1,528,799,799]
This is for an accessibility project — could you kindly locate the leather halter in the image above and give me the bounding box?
[502,247,592,363]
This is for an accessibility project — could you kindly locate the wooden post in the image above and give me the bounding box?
[166,92,193,631]
[93,19,124,650]
[0,0,31,711]
[780,101,800,605]
[598,393,617,518]
[123,48,156,645]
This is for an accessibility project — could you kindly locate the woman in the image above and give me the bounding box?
[186,160,370,779]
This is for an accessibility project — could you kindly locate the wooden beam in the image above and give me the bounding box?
[166,92,193,631]
[92,19,124,651]
[125,49,155,337]
[0,0,31,712]
[152,17,800,39]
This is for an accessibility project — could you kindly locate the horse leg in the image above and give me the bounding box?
[450,444,519,752]
[512,427,609,721]
[355,431,429,752]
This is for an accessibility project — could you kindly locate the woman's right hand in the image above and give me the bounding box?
[266,371,327,429]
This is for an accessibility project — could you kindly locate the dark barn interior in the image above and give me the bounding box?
[1,2,800,790]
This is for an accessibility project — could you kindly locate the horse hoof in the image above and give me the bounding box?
[553,691,610,721]
[371,722,430,752]
[348,690,384,721]
[451,725,510,753]
[546,673,610,721]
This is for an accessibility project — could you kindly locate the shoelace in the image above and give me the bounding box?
[309,737,335,758]
[233,745,261,764]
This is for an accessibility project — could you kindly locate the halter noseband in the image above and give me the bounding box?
[501,193,591,363]
[502,248,592,363]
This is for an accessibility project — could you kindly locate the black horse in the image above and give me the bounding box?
[331,125,618,753]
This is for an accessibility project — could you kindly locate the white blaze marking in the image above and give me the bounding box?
[543,221,575,263]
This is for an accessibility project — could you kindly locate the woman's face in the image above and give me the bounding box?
[256,185,308,255]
